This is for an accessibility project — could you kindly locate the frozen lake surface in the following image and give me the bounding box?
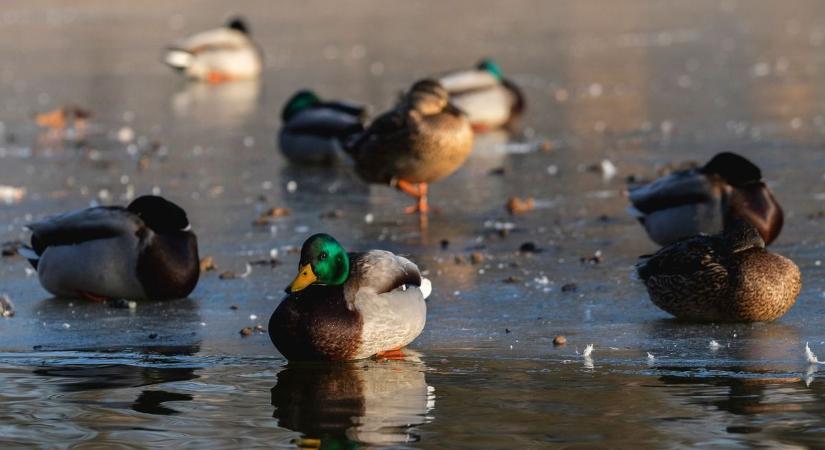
[3,0,825,447]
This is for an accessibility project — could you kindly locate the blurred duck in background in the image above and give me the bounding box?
[346,79,473,214]
[19,196,200,302]
[437,58,525,132]
[278,90,367,165]
[163,17,262,83]
[627,152,783,246]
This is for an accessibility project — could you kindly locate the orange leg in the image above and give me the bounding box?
[79,291,110,302]
[396,180,429,214]
[206,71,234,84]
[471,123,492,133]
[375,348,406,360]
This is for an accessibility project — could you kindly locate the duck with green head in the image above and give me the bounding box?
[346,79,473,214]
[163,16,262,83]
[636,220,800,322]
[437,58,526,132]
[278,90,367,165]
[628,152,783,246]
[268,234,431,361]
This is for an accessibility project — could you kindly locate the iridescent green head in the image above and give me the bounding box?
[286,233,350,293]
[477,58,504,81]
[281,90,321,122]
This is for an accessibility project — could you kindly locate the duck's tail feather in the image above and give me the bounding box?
[419,278,432,300]
[17,246,39,270]
[164,48,194,70]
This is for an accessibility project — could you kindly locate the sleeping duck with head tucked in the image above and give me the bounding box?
[628,152,783,246]
[268,234,431,361]
[636,220,800,323]
[20,195,200,302]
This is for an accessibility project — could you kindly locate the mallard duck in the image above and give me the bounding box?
[268,234,431,361]
[628,152,783,246]
[346,79,473,213]
[163,17,262,83]
[636,221,800,322]
[278,90,367,165]
[19,196,199,301]
[437,58,525,132]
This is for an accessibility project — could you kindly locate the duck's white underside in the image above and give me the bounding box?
[451,88,512,127]
[641,201,724,245]
[165,27,261,80]
[37,235,147,300]
[352,282,428,359]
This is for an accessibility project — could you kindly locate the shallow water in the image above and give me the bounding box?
[2,0,825,448]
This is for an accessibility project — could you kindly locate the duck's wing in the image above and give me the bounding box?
[347,250,423,296]
[636,235,724,281]
[27,206,142,255]
[173,27,249,53]
[324,100,367,118]
[283,104,365,138]
[439,70,499,94]
[628,170,718,214]
[345,107,409,155]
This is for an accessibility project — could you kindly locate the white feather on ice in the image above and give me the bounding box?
[805,342,825,365]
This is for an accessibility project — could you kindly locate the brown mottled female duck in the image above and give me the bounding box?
[636,221,800,322]
[628,152,783,246]
[268,234,431,361]
[346,79,474,214]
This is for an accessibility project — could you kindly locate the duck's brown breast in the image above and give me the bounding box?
[727,250,800,322]
[268,285,363,361]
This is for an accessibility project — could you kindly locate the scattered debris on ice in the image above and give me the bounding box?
[199,256,217,272]
[0,294,14,318]
[505,196,535,215]
[805,342,825,365]
[600,159,617,180]
[0,186,25,204]
[219,264,253,280]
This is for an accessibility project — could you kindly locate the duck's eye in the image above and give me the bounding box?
[319,252,328,261]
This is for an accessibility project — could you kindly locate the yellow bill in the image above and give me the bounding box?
[288,264,317,293]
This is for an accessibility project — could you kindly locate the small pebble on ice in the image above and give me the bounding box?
[249,314,258,321]
[62,323,71,329]
[286,181,298,193]
[600,159,617,180]
[117,127,134,143]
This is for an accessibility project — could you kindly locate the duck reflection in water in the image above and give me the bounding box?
[271,354,434,448]
[32,345,201,416]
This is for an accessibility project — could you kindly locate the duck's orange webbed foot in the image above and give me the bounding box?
[396,180,429,214]
[375,348,406,360]
[206,71,234,84]
[79,291,111,302]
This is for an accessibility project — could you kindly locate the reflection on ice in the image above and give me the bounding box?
[271,354,433,447]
